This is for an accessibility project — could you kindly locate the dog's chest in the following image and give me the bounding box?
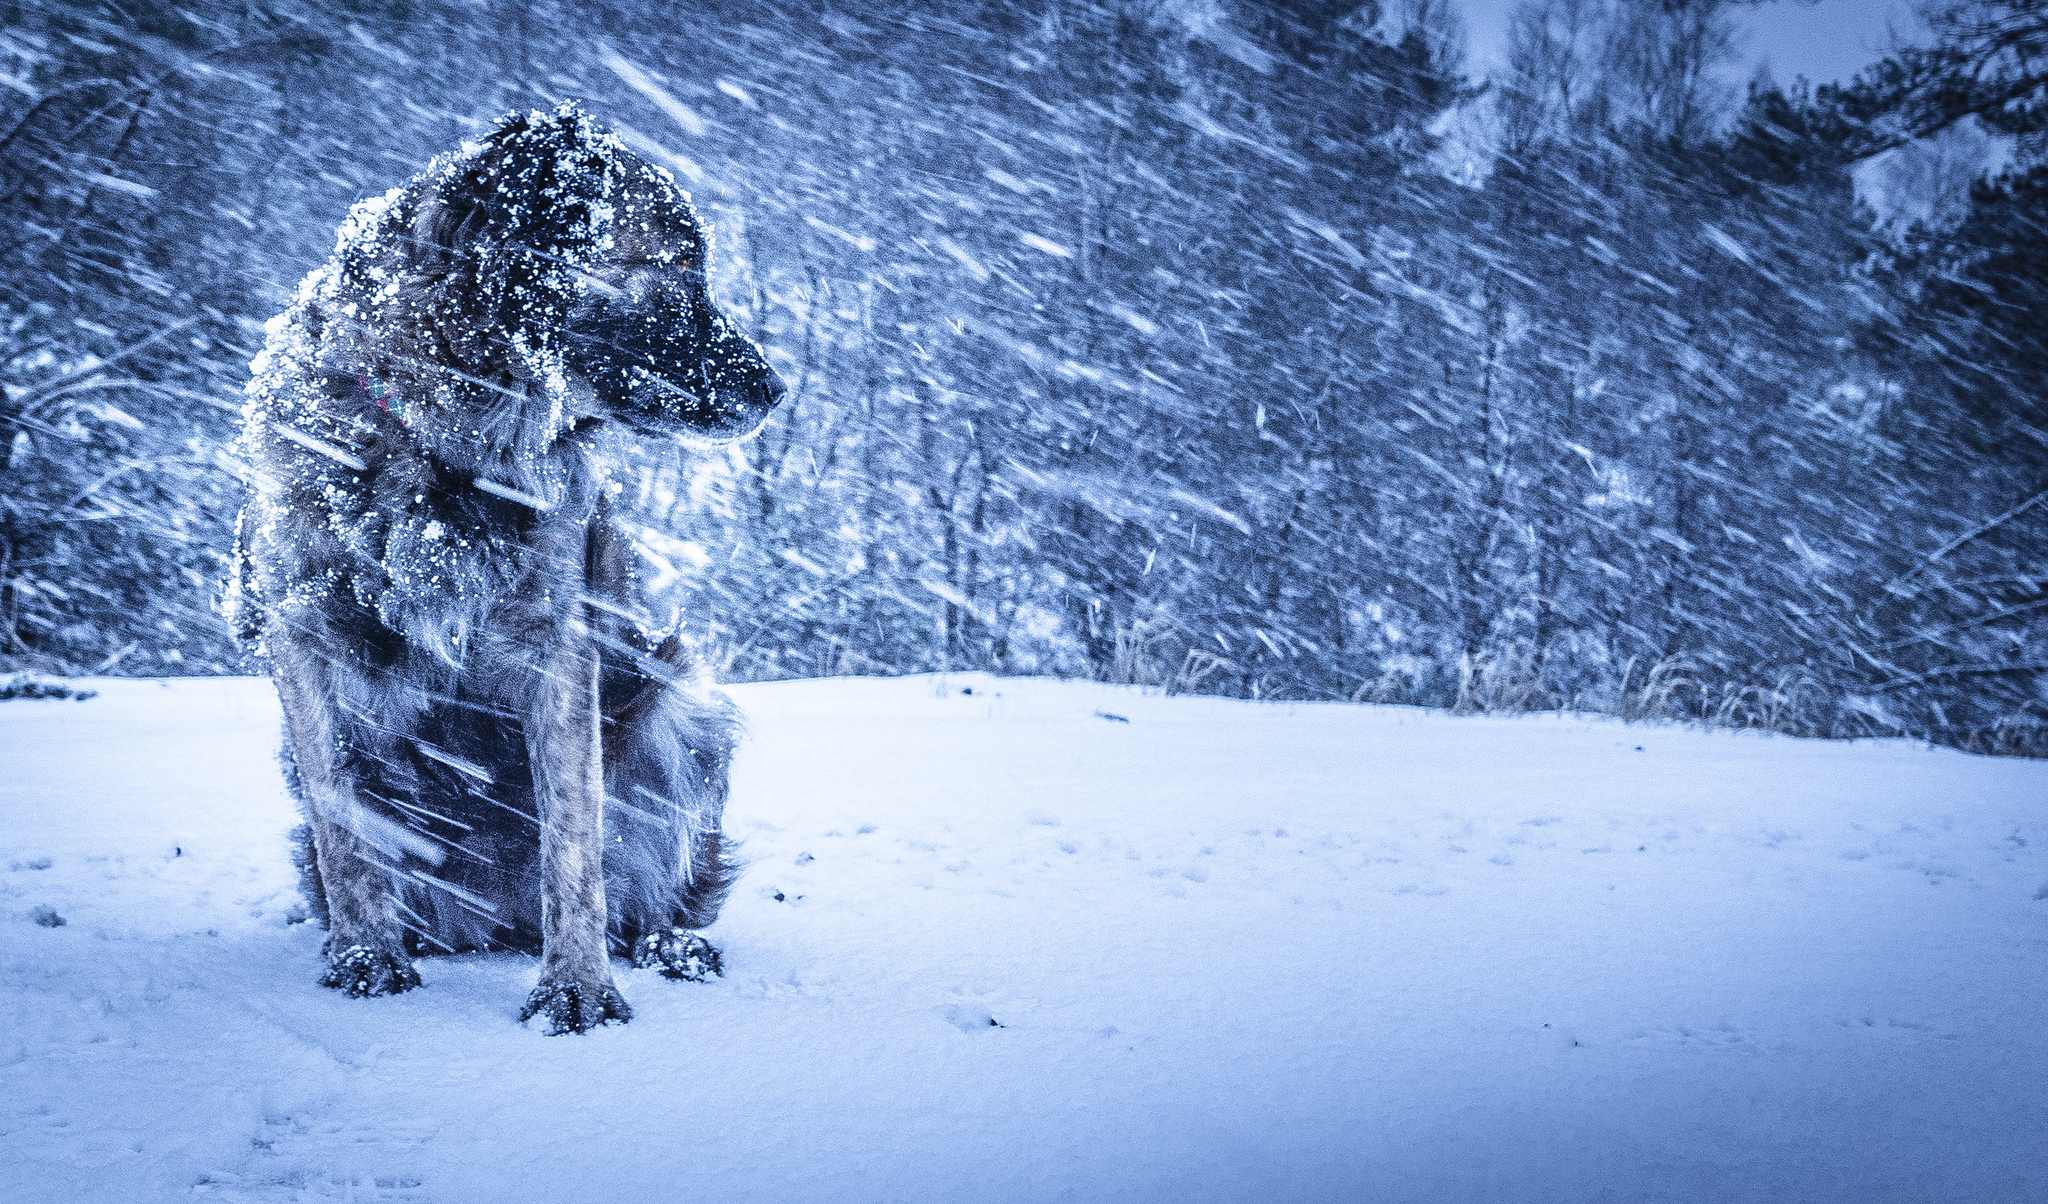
[346,440,616,668]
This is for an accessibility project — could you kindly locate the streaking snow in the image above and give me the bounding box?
[2,675,2044,1202]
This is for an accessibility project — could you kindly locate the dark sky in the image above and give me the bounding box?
[1456,0,1921,89]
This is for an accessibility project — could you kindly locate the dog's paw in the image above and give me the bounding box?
[520,977,632,1035]
[632,927,724,982]
[319,944,422,998]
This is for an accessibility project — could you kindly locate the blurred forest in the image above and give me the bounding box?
[3,0,2045,755]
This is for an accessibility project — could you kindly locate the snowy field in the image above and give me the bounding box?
[2,674,2044,1203]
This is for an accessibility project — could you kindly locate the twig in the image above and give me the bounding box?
[1882,485,2048,595]
[12,318,201,419]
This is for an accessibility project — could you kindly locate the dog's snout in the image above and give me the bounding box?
[560,255,786,444]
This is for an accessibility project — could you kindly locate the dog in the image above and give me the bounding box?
[226,105,784,1034]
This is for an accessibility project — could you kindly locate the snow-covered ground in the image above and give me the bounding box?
[2,675,2043,1203]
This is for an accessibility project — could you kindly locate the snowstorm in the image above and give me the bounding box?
[2,1,2045,1200]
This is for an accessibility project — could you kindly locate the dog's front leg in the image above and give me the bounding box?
[272,642,422,998]
[519,602,632,1034]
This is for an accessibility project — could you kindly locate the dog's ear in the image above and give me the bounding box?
[412,187,490,281]
[365,181,496,367]
[394,106,621,368]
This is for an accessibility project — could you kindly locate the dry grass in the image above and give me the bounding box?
[1710,669,1829,733]
[1616,655,1694,722]
[1370,648,1858,745]
[702,627,2040,758]
[1451,647,1564,715]
[1106,619,1239,696]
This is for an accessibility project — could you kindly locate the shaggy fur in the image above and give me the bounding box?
[227,105,783,1033]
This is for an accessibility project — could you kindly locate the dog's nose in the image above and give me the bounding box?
[761,370,788,410]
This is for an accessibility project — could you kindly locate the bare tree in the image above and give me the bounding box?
[1602,0,1740,143]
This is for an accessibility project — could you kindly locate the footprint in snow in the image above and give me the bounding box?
[940,1004,1003,1032]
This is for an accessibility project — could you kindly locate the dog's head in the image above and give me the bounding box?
[351,104,783,445]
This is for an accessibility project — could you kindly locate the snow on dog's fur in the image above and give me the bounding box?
[226,104,784,1034]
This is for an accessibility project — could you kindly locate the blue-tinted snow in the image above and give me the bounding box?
[2,676,2043,1202]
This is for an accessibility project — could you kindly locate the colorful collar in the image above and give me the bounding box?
[361,375,412,424]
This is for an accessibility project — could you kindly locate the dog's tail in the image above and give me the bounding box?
[601,638,744,942]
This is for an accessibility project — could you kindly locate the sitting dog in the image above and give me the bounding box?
[227,104,784,1034]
